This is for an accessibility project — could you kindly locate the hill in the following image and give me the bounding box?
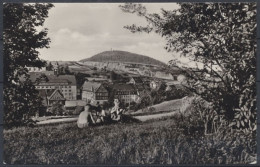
[79,50,166,66]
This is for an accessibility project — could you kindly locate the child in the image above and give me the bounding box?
[77,104,95,128]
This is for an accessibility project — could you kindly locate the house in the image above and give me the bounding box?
[26,66,46,72]
[128,76,144,85]
[30,73,77,100]
[29,71,54,76]
[86,77,111,83]
[81,81,109,104]
[112,83,138,104]
[128,76,149,95]
[38,89,66,107]
[154,71,174,80]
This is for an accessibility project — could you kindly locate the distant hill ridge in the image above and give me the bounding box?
[79,50,166,66]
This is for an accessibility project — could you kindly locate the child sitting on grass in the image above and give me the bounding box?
[77,104,95,128]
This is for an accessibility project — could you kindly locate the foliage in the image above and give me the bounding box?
[3,3,54,128]
[165,86,191,101]
[46,62,53,71]
[110,71,118,81]
[150,82,167,105]
[64,65,71,74]
[135,93,152,111]
[73,106,84,115]
[74,72,90,87]
[120,3,256,130]
[47,102,65,116]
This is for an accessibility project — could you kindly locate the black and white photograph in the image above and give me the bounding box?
[2,2,257,165]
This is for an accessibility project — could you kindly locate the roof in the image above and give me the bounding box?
[131,77,143,83]
[46,89,56,97]
[134,84,148,91]
[47,89,65,100]
[47,75,76,85]
[86,77,109,82]
[29,73,76,85]
[82,81,102,92]
[38,89,65,101]
[113,83,136,91]
[30,71,54,75]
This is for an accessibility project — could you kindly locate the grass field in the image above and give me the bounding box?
[131,98,183,116]
[4,112,255,165]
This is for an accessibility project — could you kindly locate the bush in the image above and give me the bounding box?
[73,106,84,115]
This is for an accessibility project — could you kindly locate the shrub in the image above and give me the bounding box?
[73,106,84,115]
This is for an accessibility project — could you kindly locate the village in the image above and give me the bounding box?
[25,59,188,124]
[3,3,256,165]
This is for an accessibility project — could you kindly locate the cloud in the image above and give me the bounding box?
[39,3,181,63]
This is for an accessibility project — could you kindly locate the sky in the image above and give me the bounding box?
[38,3,188,64]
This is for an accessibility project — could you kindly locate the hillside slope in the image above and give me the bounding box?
[80,50,166,66]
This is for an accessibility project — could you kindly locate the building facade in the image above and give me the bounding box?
[26,66,46,72]
[30,73,77,100]
[113,83,138,104]
[81,81,109,104]
[38,89,66,107]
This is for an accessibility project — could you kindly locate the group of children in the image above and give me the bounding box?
[77,99,124,128]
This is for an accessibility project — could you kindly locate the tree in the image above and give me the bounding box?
[110,71,117,81]
[3,3,54,127]
[64,64,71,74]
[46,62,53,71]
[59,66,64,75]
[74,72,90,87]
[150,82,167,105]
[50,102,65,116]
[120,3,256,131]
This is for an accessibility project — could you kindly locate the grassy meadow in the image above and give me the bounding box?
[3,112,256,165]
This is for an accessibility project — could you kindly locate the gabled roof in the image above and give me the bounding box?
[47,75,76,85]
[29,73,76,85]
[86,77,109,82]
[38,89,65,105]
[134,84,149,91]
[113,83,136,91]
[47,89,65,100]
[82,81,102,92]
[46,89,56,97]
[131,77,143,83]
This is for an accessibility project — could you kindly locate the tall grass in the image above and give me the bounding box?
[4,113,256,165]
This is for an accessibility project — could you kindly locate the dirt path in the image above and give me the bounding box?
[36,117,78,125]
[134,110,180,121]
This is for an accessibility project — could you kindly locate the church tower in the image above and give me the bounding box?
[53,62,59,76]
